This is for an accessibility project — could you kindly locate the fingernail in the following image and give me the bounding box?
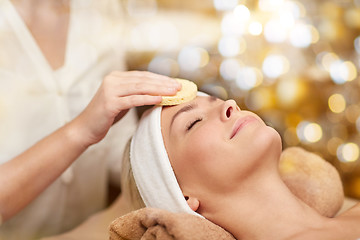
[173,81,181,88]
[170,79,178,84]
[168,83,180,89]
[167,87,178,93]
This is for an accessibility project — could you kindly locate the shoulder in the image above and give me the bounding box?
[318,205,360,240]
[289,217,356,240]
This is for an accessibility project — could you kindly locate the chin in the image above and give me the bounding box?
[235,126,283,176]
[256,125,283,159]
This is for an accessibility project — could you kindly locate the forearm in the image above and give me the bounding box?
[0,121,89,223]
[0,70,180,224]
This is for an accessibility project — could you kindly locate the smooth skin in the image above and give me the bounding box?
[0,0,181,223]
[161,96,360,240]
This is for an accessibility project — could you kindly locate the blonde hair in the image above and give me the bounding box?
[120,139,145,211]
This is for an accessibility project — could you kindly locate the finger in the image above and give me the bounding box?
[115,95,163,110]
[114,77,180,89]
[108,80,180,97]
[104,75,181,93]
[111,70,171,81]
[110,71,180,87]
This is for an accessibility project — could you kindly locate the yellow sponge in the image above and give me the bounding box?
[158,79,197,106]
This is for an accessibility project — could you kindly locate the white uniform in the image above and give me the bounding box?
[0,0,137,239]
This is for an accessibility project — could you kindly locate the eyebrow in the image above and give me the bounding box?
[170,103,197,130]
[169,96,218,130]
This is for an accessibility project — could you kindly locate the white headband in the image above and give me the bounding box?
[130,96,205,218]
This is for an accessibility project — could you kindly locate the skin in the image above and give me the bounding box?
[162,96,282,197]
[0,0,182,223]
[161,96,360,240]
[0,71,180,223]
[11,0,71,70]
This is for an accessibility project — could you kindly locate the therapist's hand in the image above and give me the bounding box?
[70,71,181,146]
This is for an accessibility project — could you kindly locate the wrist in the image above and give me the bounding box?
[62,118,93,151]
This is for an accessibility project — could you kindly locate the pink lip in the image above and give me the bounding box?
[230,116,257,139]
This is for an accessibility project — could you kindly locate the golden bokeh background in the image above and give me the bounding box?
[123,0,360,199]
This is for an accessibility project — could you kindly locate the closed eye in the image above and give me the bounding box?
[186,118,202,131]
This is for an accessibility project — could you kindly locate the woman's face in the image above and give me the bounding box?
[161,96,282,202]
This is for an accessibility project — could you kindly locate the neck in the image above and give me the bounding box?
[202,170,330,240]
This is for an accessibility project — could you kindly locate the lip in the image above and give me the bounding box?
[230,116,258,139]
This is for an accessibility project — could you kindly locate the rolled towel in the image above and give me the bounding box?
[108,207,235,240]
[130,93,207,217]
[130,105,197,216]
[279,147,344,217]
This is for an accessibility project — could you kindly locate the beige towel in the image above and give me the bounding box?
[109,207,235,240]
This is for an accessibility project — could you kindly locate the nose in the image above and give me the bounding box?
[221,99,239,121]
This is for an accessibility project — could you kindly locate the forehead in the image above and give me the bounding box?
[162,95,217,116]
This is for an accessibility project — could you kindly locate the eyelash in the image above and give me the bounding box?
[186,118,203,131]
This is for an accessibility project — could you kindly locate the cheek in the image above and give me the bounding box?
[184,125,223,161]
[172,123,282,195]
[183,125,281,191]
[178,126,228,188]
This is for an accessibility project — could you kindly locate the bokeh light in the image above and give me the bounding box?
[285,1,306,18]
[221,12,246,37]
[289,23,312,48]
[220,58,242,81]
[258,0,285,12]
[296,121,323,143]
[264,19,287,43]
[329,60,357,84]
[235,67,263,90]
[233,5,251,22]
[218,36,246,57]
[248,21,263,36]
[276,77,305,107]
[213,0,238,11]
[178,46,209,71]
[262,54,289,79]
[337,143,360,163]
[148,56,179,77]
[316,52,339,71]
[328,93,346,113]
